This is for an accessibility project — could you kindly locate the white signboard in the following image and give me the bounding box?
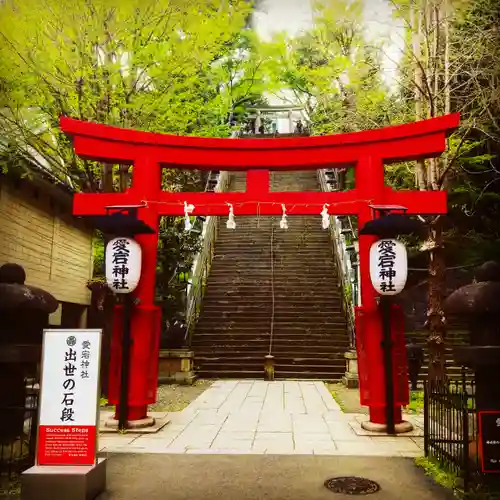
[105,237,142,293]
[369,238,408,295]
[37,329,102,466]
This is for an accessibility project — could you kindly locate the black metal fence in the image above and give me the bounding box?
[424,372,479,493]
[0,376,39,491]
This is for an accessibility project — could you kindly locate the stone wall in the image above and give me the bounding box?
[0,179,93,307]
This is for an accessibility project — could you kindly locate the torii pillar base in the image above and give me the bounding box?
[104,415,155,430]
[361,420,414,434]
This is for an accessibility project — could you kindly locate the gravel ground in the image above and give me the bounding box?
[100,380,213,413]
[327,383,424,415]
[327,383,368,414]
[149,380,213,412]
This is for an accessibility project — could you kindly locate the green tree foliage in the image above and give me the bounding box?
[390,0,500,266]
[445,0,500,264]
[262,0,405,135]
[0,0,261,189]
[0,0,267,322]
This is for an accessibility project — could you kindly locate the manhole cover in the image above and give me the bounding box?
[324,476,381,495]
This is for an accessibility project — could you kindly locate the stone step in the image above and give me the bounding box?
[216,218,327,224]
[213,245,334,252]
[212,253,336,260]
[195,318,347,327]
[194,348,348,357]
[215,233,333,239]
[195,313,346,322]
[193,348,349,357]
[216,225,332,232]
[215,236,334,243]
[196,310,345,319]
[200,297,344,306]
[192,338,349,348]
[192,343,349,351]
[195,363,344,375]
[203,283,341,293]
[193,327,347,335]
[201,296,342,305]
[218,221,326,227]
[196,354,346,364]
[194,346,350,356]
[200,297,343,304]
[205,276,340,284]
[192,333,349,343]
[210,262,335,270]
[193,324,348,332]
[216,215,326,221]
[207,270,338,278]
[217,226,331,233]
[192,333,348,342]
[207,263,336,271]
[195,369,343,381]
[208,267,336,274]
[201,296,343,304]
[216,214,325,221]
[197,318,346,327]
[202,291,343,300]
[199,306,344,315]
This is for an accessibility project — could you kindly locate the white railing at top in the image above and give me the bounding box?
[317,169,360,347]
[185,171,230,343]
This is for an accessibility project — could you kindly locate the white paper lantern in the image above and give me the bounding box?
[369,238,407,295]
[105,237,142,294]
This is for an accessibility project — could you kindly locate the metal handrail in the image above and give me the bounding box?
[317,169,359,348]
[185,171,230,345]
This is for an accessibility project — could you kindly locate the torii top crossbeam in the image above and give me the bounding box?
[62,114,459,217]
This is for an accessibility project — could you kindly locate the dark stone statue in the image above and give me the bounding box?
[444,261,500,410]
[0,263,58,447]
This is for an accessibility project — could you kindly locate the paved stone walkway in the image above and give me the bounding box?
[98,380,423,456]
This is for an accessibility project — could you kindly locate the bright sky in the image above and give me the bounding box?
[253,0,405,91]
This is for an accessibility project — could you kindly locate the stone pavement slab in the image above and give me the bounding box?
[97,453,452,500]
[98,380,425,457]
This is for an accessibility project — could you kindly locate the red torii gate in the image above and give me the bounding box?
[61,113,459,429]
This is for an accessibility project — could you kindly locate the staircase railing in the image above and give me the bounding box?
[185,170,230,345]
[317,169,360,348]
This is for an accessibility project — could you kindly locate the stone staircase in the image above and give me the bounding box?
[191,170,350,380]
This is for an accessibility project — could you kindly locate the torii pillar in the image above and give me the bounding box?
[61,112,460,429]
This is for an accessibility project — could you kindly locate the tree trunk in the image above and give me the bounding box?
[411,0,449,383]
[426,217,447,382]
[412,2,427,190]
[426,0,448,383]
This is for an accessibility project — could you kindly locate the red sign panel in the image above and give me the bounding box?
[478,411,500,474]
[37,425,97,466]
